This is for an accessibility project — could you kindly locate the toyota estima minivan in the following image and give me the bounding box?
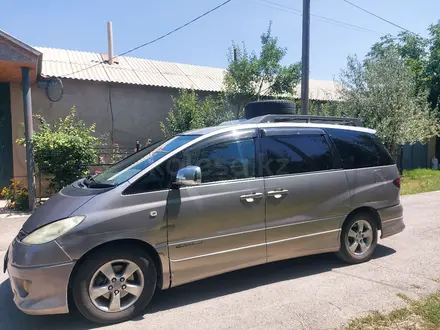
[5,101,404,324]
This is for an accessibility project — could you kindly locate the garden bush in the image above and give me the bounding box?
[1,179,29,211]
[18,107,102,192]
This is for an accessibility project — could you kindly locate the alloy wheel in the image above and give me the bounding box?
[345,220,373,256]
[88,259,144,313]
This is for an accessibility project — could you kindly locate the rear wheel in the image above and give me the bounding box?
[336,213,378,264]
[72,247,157,324]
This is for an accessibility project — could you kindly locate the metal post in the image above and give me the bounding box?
[300,0,311,115]
[107,21,114,65]
[399,145,404,175]
[21,66,36,210]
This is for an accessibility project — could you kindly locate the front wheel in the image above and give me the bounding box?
[72,246,157,324]
[336,213,378,264]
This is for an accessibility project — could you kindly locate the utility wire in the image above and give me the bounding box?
[257,0,381,34]
[59,0,232,77]
[342,0,417,35]
[117,0,232,57]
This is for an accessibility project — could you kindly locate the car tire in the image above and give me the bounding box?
[72,246,157,324]
[336,212,378,264]
[244,100,297,119]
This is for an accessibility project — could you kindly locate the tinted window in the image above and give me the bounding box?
[123,157,182,194]
[186,139,256,183]
[372,135,395,166]
[93,135,198,185]
[326,129,394,169]
[261,134,334,176]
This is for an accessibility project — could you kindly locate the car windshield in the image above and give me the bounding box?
[90,135,199,186]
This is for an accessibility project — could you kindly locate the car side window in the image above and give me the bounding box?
[326,128,393,169]
[371,135,395,166]
[185,139,256,183]
[261,134,334,176]
[123,157,181,195]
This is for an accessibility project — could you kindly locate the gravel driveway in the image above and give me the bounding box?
[0,191,439,330]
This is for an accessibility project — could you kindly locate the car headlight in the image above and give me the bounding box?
[22,216,85,245]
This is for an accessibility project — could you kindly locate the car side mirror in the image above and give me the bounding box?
[174,166,202,187]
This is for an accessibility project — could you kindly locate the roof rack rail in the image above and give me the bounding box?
[251,114,363,127]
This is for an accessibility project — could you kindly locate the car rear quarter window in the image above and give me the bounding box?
[261,134,334,176]
[326,128,394,170]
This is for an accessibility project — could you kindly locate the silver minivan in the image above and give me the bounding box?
[5,104,404,324]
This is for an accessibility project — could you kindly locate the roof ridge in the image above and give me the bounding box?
[0,29,41,55]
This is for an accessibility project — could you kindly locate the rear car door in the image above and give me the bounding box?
[325,128,400,210]
[167,129,267,286]
[260,127,351,262]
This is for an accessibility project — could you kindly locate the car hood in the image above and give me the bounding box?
[22,183,99,233]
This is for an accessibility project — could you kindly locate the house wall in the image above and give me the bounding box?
[10,79,213,182]
[10,83,26,180]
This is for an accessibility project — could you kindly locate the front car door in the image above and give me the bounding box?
[260,127,351,262]
[167,129,266,286]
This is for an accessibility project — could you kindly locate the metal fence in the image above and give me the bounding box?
[401,143,428,171]
[81,145,138,175]
[36,143,140,198]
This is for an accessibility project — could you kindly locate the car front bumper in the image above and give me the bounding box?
[379,203,405,239]
[5,238,75,315]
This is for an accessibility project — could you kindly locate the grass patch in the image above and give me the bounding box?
[401,169,440,195]
[345,292,440,330]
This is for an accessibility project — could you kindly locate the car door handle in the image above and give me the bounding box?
[267,189,289,199]
[240,192,263,203]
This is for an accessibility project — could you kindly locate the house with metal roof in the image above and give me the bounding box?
[35,46,340,101]
[0,28,343,193]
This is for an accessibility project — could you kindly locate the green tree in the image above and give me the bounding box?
[368,32,429,95]
[426,21,440,111]
[18,107,102,192]
[224,21,301,117]
[337,50,439,155]
[368,23,440,115]
[160,89,232,137]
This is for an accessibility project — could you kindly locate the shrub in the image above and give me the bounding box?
[160,89,233,137]
[1,179,29,211]
[18,107,102,192]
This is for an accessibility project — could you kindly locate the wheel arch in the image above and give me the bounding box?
[344,206,382,230]
[67,238,166,309]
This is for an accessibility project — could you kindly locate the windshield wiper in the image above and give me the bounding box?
[84,175,115,188]
[82,176,92,188]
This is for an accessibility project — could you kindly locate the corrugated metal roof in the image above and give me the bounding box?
[135,70,172,88]
[35,47,71,62]
[105,66,143,85]
[69,63,110,82]
[66,49,103,64]
[162,73,197,90]
[41,61,72,78]
[189,76,223,92]
[35,47,340,100]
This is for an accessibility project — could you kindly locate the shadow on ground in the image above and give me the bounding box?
[0,245,395,329]
[0,205,29,217]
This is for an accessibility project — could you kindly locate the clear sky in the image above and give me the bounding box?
[2,0,440,80]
